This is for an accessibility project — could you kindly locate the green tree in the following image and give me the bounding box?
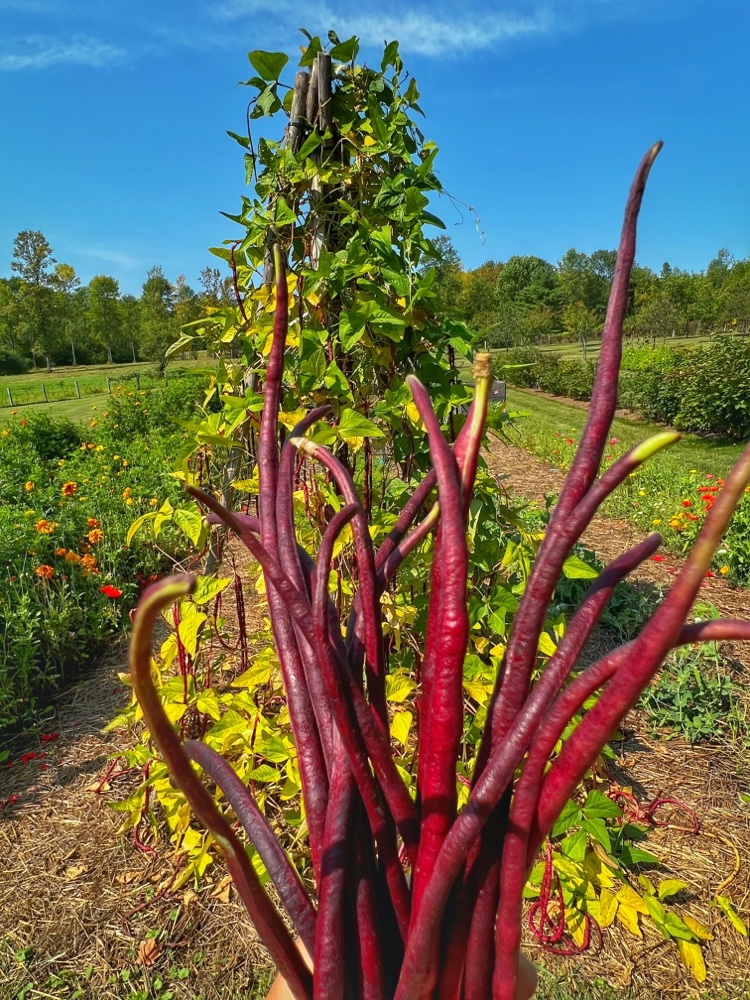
[139,267,175,363]
[87,275,123,363]
[10,230,58,369]
[120,294,141,362]
[51,262,81,364]
[562,301,599,357]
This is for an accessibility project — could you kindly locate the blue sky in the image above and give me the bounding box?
[1,0,748,295]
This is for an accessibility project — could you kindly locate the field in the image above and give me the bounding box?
[519,334,714,361]
[0,357,212,417]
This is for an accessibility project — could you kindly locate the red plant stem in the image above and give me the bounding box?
[535,442,750,840]
[406,375,469,922]
[314,747,354,1000]
[311,503,412,937]
[353,826,387,1000]
[485,144,663,758]
[130,576,312,1000]
[184,740,317,956]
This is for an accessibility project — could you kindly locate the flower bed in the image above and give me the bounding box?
[0,377,207,730]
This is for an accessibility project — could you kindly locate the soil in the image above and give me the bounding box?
[2,443,749,999]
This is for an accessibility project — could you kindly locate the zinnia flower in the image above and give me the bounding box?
[35,565,54,579]
[100,585,123,599]
[62,482,78,497]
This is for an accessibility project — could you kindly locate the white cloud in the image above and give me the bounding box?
[0,34,125,71]
[67,245,144,270]
[209,0,663,56]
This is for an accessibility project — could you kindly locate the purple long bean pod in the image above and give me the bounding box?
[405,375,469,921]
[130,576,313,1000]
[485,144,663,753]
[535,440,750,838]
[184,739,317,956]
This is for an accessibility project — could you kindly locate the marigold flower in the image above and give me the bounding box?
[95,444,104,452]
[35,564,54,579]
[1,430,8,438]
[87,518,100,528]
[122,487,132,499]
[81,553,98,573]
[125,498,134,506]
[89,420,97,428]
[651,519,661,525]
[64,551,81,564]
[20,419,27,427]
[100,584,123,599]
[61,482,78,497]
[55,547,67,557]
[24,481,34,491]
[87,529,104,544]
[720,565,730,575]
[35,519,59,534]
[564,438,574,445]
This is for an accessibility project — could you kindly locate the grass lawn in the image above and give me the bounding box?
[505,387,745,479]
[0,357,214,419]
[496,334,715,362]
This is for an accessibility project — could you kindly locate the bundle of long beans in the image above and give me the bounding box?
[130,143,750,999]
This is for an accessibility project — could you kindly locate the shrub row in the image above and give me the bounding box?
[498,337,750,439]
[0,377,207,731]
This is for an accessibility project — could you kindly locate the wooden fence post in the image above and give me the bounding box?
[75,381,81,399]
[6,388,13,407]
[41,383,48,402]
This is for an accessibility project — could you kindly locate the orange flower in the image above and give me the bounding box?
[35,565,54,579]
[64,551,81,564]
[24,481,34,492]
[61,482,78,497]
[35,519,59,535]
[87,529,104,544]
[81,553,98,572]
[122,487,132,499]
[55,547,67,557]
[87,518,100,528]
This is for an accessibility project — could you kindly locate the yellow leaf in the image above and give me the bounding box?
[538,632,557,656]
[65,864,88,879]
[406,400,423,429]
[683,914,713,941]
[567,907,587,947]
[616,903,642,937]
[715,895,748,937]
[463,677,490,705]
[490,642,506,658]
[598,888,619,928]
[676,939,706,983]
[363,134,377,146]
[391,710,413,748]
[473,635,491,654]
[616,884,649,915]
[581,852,617,889]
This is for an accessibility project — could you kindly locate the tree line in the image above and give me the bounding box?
[432,238,750,349]
[0,231,234,374]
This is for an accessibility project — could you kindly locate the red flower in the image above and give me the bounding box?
[40,732,59,744]
[705,571,715,579]
[21,752,41,763]
[565,437,574,445]
[682,499,693,507]
[650,555,665,563]
[685,513,700,521]
[100,585,123,599]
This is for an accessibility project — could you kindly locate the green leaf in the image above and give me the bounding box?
[552,799,583,838]
[296,129,322,161]
[562,554,599,579]
[559,829,588,862]
[339,310,367,351]
[249,764,281,783]
[195,690,222,721]
[337,408,385,446]
[658,879,688,900]
[274,197,297,226]
[381,40,401,71]
[192,576,231,606]
[248,50,288,81]
[299,36,322,67]
[644,894,668,925]
[715,895,748,937]
[618,844,661,866]
[166,334,195,358]
[126,511,158,546]
[583,789,622,820]
[173,509,207,548]
[255,735,291,764]
[580,817,612,853]
[329,37,359,63]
